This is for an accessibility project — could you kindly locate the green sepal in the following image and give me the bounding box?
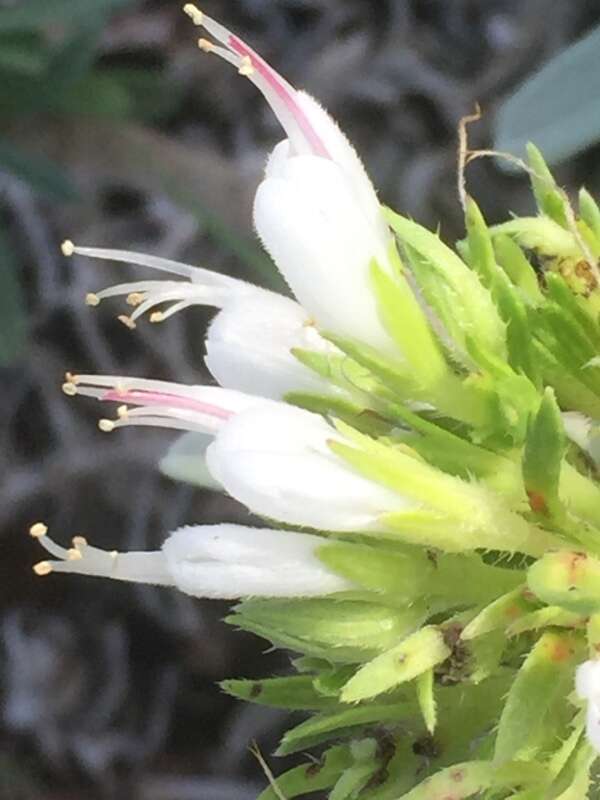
[340,626,450,703]
[505,606,583,637]
[229,598,428,661]
[416,668,436,734]
[490,217,581,265]
[579,187,600,242]
[318,332,421,401]
[384,208,506,363]
[550,741,596,800]
[285,391,392,437]
[383,402,525,502]
[291,346,385,398]
[461,587,537,640]
[527,550,600,614]
[527,142,569,227]
[330,421,558,555]
[463,334,540,446]
[522,387,566,516]
[318,541,523,606]
[256,745,352,800]
[220,675,338,710]
[276,700,415,756]
[369,259,448,388]
[329,739,379,800]
[313,665,357,698]
[532,337,600,418]
[493,631,584,764]
[492,233,543,304]
[463,197,539,384]
[544,271,600,348]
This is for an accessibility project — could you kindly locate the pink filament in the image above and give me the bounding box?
[229,35,330,159]
[102,389,233,419]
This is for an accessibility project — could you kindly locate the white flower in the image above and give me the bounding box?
[62,375,407,530]
[576,659,600,753]
[29,523,353,599]
[182,7,397,356]
[61,241,338,400]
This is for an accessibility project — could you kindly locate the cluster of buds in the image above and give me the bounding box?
[29,6,600,798]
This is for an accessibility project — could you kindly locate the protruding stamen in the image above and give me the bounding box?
[198,37,215,53]
[186,10,329,158]
[126,292,145,307]
[118,315,137,330]
[86,292,100,307]
[62,382,78,397]
[99,419,115,433]
[238,55,255,77]
[30,526,172,585]
[29,522,48,538]
[72,535,88,549]
[61,240,75,257]
[183,3,203,25]
[150,311,164,323]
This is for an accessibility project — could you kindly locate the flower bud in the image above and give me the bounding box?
[527,550,600,613]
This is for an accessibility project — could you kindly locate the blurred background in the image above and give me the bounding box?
[2,1,600,798]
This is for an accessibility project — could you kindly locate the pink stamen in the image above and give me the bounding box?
[102,389,233,419]
[229,35,329,159]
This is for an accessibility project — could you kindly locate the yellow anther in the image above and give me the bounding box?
[61,240,75,257]
[33,561,53,576]
[98,419,115,433]
[238,56,254,76]
[118,315,137,330]
[150,311,164,323]
[65,372,80,384]
[85,292,100,307]
[126,292,145,307]
[29,522,48,538]
[198,37,215,53]
[117,405,129,419]
[67,548,83,561]
[183,3,203,25]
[72,535,88,549]
[62,382,78,397]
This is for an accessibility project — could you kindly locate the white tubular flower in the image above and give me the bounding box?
[182,7,397,356]
[576,660,600,753]
[206,403,409,531]
[29,523,353,599]
[62,241,337,400]
[65,378,406,530]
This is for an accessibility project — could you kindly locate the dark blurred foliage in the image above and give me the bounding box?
[2,1,600,798]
